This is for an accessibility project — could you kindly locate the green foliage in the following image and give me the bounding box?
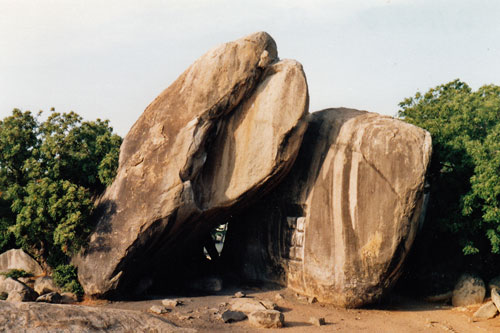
[398,80,500,256]
[0,268,32,280]
[53,264,84,296]
[0,109,122,267]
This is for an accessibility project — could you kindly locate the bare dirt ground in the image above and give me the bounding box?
[90,285,500,332]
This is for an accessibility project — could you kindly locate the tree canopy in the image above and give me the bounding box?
[0,109,122,267]
[398,80,500,286]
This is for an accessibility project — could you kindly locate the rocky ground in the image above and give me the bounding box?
[93,285,500,332]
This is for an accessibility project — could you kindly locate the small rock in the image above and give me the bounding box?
[221,310,247,323]
[230,298,277,314]
[177,314,193,321]
[248,310,284,328]
[234,291,245,298]
[472,301,498,321]
[161,299,181,307]
[36,292,62,304]
[308,296,318,304]
[452,274,485,307]
[309,317,325,326]
[218,302,228,308]
[491,288,500,312]
[34,276,59,295]
[149,305,169,314]
[275,293,284,300]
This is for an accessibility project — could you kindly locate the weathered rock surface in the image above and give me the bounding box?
[0,276,38,302]
[222,108,432,308]
[74,32,308,297]
[248,309,284,328]
[452,274,485,307]
[34,276,59,295]
[472,301,498,320]
[0,249,43,276]
[230,298,277,313]
[0,300,194,332]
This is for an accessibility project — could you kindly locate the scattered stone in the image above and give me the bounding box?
[162,299,181,307]
[36,292,62,304]
[150,305,169,314]
[452,274,486,307]
[308,296,318,304]
[275,293,284,300]
[309,317,326,326]
[472,301,498,321]
[234,291,246,298]
[0,249,44,276]
[230,298,277,314]
[177,314,193,321]
[248,310,284,328]
[491,288,500,312]
[221,310,247,323]
[34,276,59,295]
[218,302,228,308]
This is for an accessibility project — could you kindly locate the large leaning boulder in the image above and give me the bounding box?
[222,108,432,308]
[74,32,309,296]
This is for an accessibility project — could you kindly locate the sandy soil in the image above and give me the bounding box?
[92,285,500,332]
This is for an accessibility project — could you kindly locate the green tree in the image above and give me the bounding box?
[398,80,500,288]
[0,109,122,267]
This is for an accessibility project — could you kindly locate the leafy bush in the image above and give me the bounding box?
[53,264,84,296]
[0,268,32,280]
[0,109,122,268]
[398,80,500,289]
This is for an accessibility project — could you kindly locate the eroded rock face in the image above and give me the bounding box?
[0,301,194,332]
[74,32,309,297]
[222,108,432,308]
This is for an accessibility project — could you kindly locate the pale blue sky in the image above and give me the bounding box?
[1,0,499,136]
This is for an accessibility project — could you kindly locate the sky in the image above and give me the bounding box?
[1,0,499,136]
